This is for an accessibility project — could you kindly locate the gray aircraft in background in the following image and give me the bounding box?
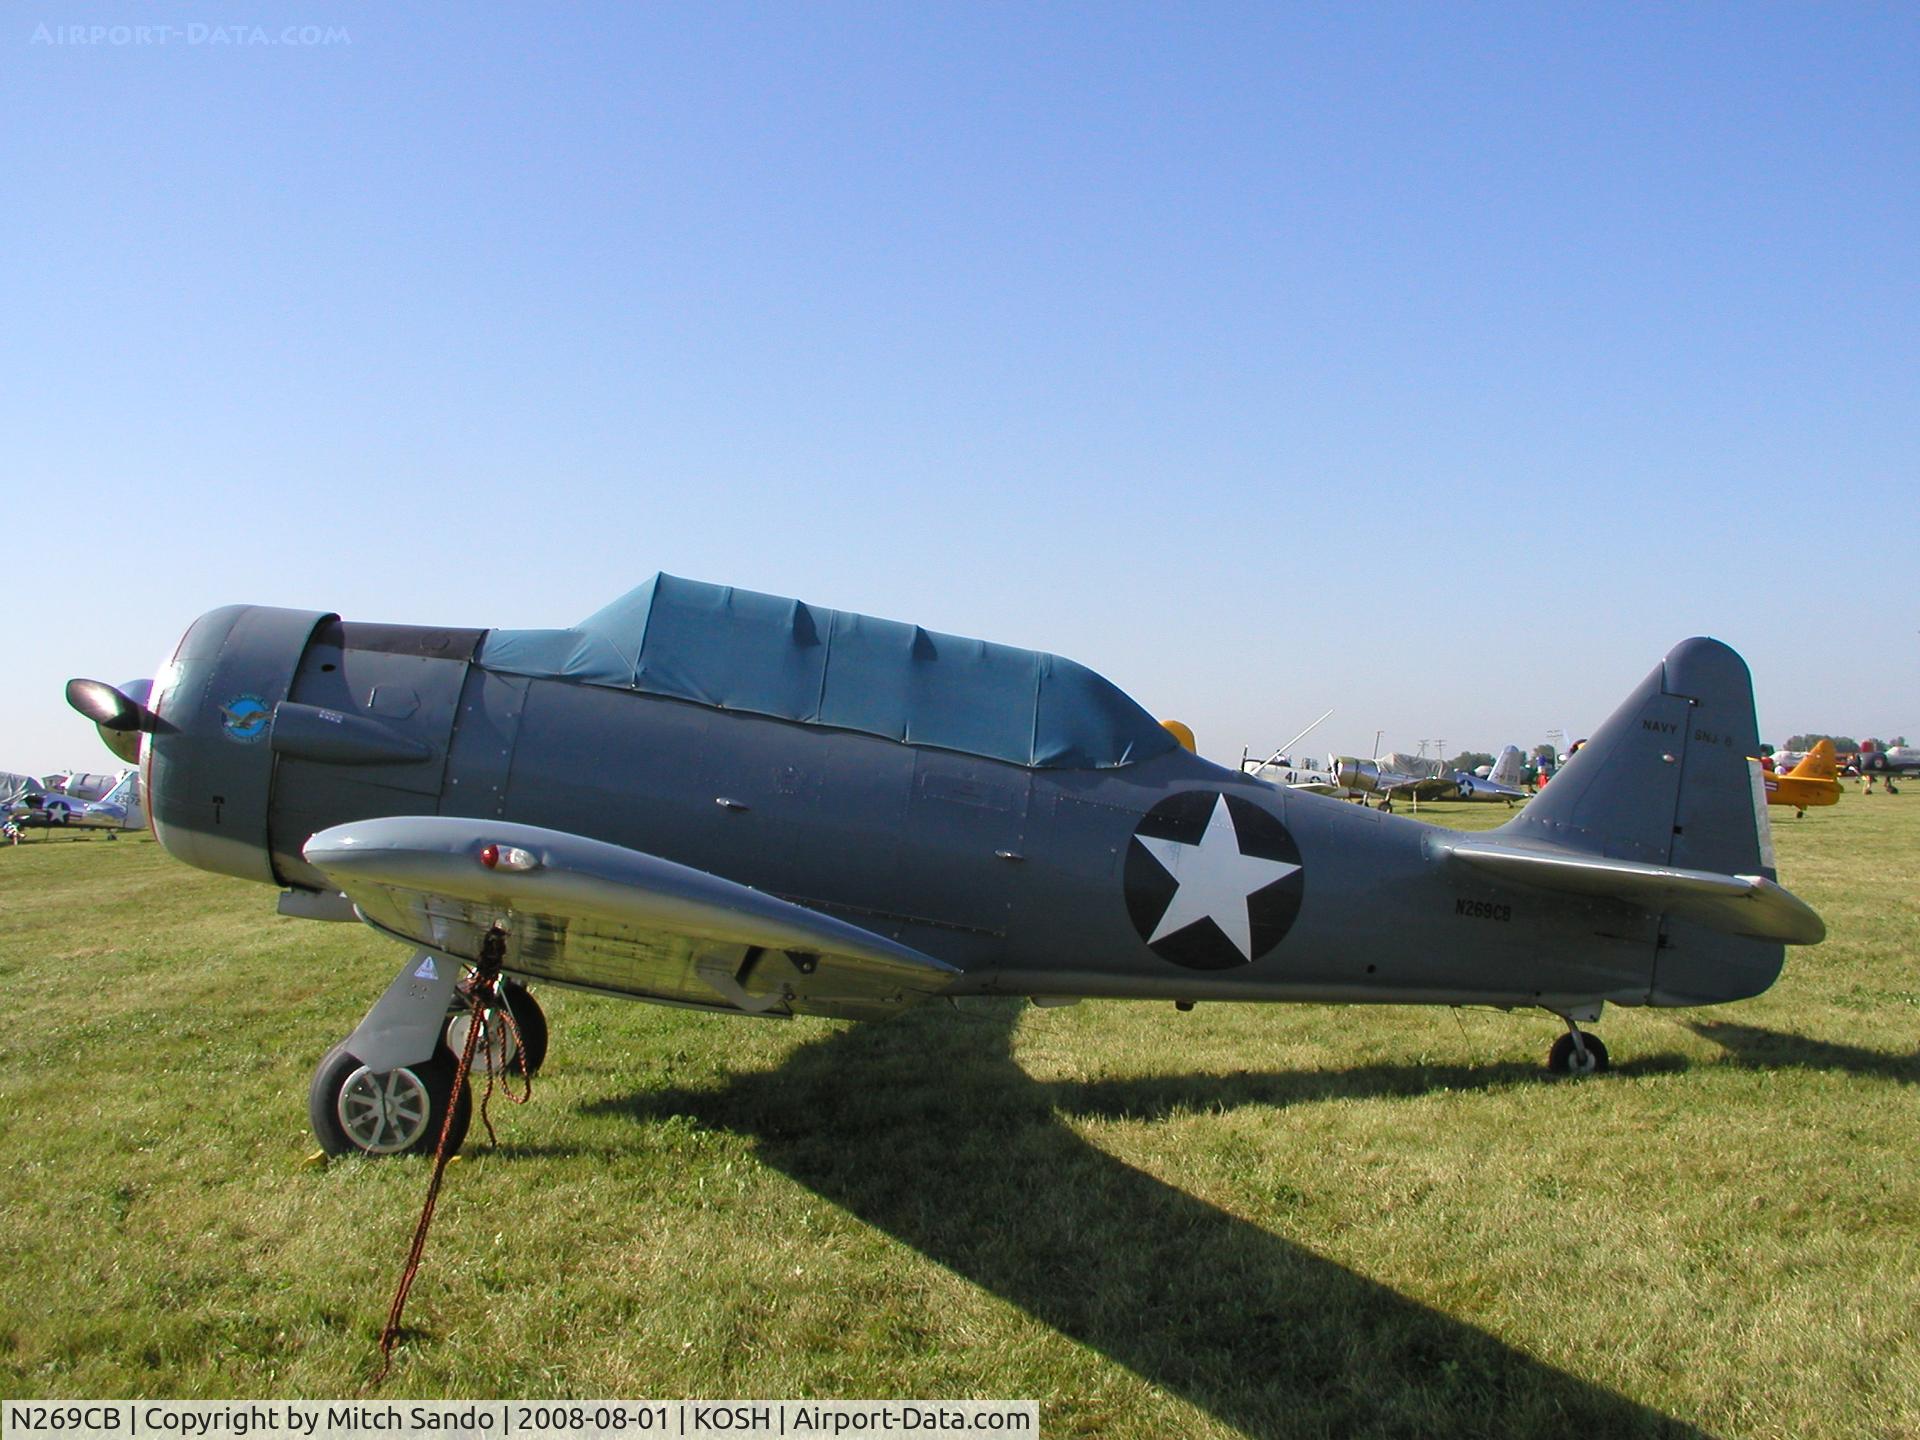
[69,574,1824,1159]
[1333,744,1531,807]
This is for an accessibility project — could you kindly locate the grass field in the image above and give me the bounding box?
[1,792,1916,1438]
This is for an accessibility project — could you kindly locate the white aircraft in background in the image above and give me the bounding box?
[1247,755,1352,792]
[1241,709,1354,794]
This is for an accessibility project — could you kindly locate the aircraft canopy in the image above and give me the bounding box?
[477,574,1178,770]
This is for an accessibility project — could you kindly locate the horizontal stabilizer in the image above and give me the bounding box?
[1442,839,1825,945]
[304,816,959,1020]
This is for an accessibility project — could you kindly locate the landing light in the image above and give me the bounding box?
[479,843,540,872]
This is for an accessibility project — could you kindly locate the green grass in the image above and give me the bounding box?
[1,793,1917,1438]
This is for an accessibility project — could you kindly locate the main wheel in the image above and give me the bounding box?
[499,979,548,1078]
[445,979,549,1080]
[1548,1031,1610,1076]
[309,1042,472,1157]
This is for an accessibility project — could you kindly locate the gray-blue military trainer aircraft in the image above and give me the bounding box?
[67,574,1825,1159]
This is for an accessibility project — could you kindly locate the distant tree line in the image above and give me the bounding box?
[1447,751,1496,773]
[1784,734,1907,751]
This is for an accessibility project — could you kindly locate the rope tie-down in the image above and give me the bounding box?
[372,925,533,1386]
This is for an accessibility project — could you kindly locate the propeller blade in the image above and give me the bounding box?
[66,678,159,765]
[66,678,154,730]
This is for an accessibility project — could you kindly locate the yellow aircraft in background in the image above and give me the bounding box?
[1763,739,1843,816]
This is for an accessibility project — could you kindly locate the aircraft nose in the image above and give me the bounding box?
[66,678,160,766]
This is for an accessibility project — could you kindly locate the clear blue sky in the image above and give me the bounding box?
[4,3,1914,776]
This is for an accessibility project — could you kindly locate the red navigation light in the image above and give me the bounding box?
[478,842,539,873]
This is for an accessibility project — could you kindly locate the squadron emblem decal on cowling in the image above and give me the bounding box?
[1124,791,1305,970]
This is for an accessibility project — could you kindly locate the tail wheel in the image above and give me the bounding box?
[1548,1031,1610,1077]
[309,1042,471,1157]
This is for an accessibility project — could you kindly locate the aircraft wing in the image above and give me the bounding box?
[1384,776,1461,802]
[303,816,961,1021]
[1440,838,1825,945]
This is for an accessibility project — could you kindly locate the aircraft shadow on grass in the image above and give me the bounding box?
[587,1005,1707,1439]
[1687,1019,1920,1084]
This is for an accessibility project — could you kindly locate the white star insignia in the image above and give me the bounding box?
[1136,794,1300,961]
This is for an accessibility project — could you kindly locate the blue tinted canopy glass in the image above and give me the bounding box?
[479,574,1175,770]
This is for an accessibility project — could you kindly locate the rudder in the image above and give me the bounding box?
[1488,744,1525,788]
[1502,638,1769,879]
[1788,739,1839,780]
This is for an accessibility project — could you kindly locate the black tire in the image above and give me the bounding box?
[447,979,550,1081]
[1547,1031,1610,1076]
[499,979,549,1079]
[308,1041,471,1158]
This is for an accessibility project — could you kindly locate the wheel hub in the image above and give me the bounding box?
[446,1007,519,1069]
[336,1064,433,1153]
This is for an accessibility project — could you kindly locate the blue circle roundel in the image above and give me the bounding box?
[1124,791,1305,970]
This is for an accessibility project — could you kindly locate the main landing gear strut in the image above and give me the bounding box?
[1546,1012,1610,1077]
[307,940,548,1158]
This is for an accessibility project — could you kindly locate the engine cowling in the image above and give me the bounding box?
[1334,757,1382,793]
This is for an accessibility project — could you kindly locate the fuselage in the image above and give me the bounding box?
[137,604,1697,1018]
[1860,745,1920,774]
[1762,772,1841,810]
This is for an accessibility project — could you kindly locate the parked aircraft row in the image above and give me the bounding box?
[1242,744,1529,808]
[1770,741,1916,777]
[1248,726,1889,822]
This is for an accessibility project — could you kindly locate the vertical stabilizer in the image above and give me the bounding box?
[1500,639,1768,880]
[1488,745,1525,788]
[1787,739,1839,780]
